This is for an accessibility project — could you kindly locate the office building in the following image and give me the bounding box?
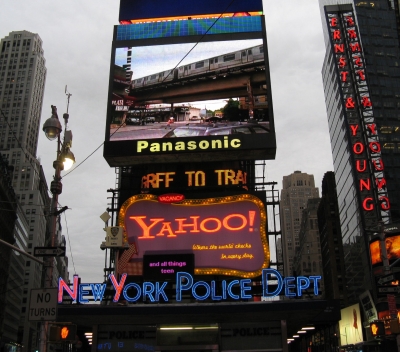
[319,0,400,308]
[2,202,29,349]
[317,171,348,307]
[0,31,69,351]
[0,30,48,351]
[0,155,18,347]
[293,198,325,299]
[280,171,319,277]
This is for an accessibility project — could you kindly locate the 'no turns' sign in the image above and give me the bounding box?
[29,288,58,321]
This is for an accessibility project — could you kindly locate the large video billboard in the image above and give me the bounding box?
[117,194,270,278]
[103,14,276,166]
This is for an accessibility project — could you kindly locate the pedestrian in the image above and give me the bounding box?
[167,117,174,128]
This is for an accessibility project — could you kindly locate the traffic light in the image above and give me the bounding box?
[370,321,385,337]
[48,324,77,342]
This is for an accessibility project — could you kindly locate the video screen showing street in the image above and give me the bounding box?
[108,39,270,141]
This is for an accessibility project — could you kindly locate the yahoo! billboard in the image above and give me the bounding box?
[117,194,269,278]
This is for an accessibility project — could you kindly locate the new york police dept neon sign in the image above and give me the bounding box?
[58,269,321,304]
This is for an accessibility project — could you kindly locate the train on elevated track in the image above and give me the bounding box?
[131,44,265,89]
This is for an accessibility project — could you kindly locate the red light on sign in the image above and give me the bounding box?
[345,97,356,109]
[158,193,185,203]
[347,29,357,39]
[345,16,354,26]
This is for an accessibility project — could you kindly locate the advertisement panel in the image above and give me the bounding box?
[338,304,363,346]
[119,0,263,23]
[104,15,275,166]
[370,232,400,267]
[117,194,269,278]
[325,8,390,226]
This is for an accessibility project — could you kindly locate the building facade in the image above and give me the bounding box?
[0,30,49,351]
[3,202,29,349]
[293,198,325,299]
[317,171,348,307]
[319,0,400,308]
[0,155,18,349]
[0,31,69,352]
[279,171,319,277]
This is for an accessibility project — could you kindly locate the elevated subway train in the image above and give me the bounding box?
[131,44,264,89]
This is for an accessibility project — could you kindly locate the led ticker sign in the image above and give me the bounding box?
[118,194,269,278]
[141,168,248,190]
[57,269,321,304]
[326,9,390,221]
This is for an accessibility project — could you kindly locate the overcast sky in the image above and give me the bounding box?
[0,0,334,283]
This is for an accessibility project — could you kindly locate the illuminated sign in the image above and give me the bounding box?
[370,321,385,337]
[141,168,248,190]
[135,137,242,153]
[338,304,363,345]
[118,0,263,23]
[326,9,390,224]
[143,253,194,281]
[104,14,276,166]
[118,194,269,278]
[57,269,321,303]
[370,232,400,267]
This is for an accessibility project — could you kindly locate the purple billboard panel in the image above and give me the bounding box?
[119,0,263,23]
[117,194,269,278]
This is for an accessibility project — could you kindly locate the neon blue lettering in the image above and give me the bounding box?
[284,277,296,297]
[240,279,252,299]
[90,284,106,302]
[261,268,283,297]
[176,272,193,301]
[296,277,310,296]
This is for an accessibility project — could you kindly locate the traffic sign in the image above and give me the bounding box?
[377,272,400,285]
[34,246,66,257]
[378,274,395,285]
[29,288,58,321]
[377,286,400,295]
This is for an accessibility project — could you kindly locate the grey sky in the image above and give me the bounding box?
[0,0,333,283]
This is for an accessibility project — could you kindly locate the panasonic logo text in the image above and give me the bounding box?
[137,136,241,153]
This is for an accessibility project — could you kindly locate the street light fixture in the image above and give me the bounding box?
[42,106,62,141]
[42,104,75,273]
[40,104,75,352]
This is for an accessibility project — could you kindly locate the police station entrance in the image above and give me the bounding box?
[95,322,283,352]
[57,298,340,352]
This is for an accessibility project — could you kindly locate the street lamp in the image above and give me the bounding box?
[42,105,75,282]
[40,104,75,352]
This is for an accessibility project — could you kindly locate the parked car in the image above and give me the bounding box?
[126,117,140,125]
[163,122,269,137]
[205,116,223,123]
[146,116,156,123]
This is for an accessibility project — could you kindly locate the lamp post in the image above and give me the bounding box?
[40,104,75,352]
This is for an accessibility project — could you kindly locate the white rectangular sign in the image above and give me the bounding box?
[29,288,58,321]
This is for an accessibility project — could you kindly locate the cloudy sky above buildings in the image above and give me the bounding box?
[0,0,334,282]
